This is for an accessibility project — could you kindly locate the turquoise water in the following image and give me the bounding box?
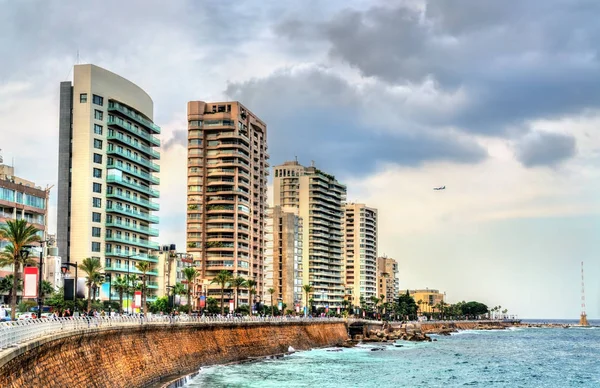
[184,326,600,387]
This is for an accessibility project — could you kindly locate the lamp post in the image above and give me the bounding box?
[18,248,30,318]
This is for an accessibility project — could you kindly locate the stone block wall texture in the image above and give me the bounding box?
[0,321,348,388]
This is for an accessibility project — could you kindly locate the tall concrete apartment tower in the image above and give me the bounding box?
[264,206,303,311]
[376,256,399,303]
[186,101,269,307]
[344,203,378,307]
[273,161,347,310]
[57,64,161,303]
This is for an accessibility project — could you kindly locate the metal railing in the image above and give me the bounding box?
[0,316,345,350]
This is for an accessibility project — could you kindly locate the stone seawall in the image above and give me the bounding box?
[419,320,511,333]
[0,321,348,388]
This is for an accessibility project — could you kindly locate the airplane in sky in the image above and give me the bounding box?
[433,186,446,191]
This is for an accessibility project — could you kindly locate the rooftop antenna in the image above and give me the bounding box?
[311,160,315,167]
[77,49,80,65]
[295,155,298,163]
[579,261,589,326]
[0,149,3,164]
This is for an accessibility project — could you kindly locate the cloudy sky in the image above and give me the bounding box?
[1,0,599,319]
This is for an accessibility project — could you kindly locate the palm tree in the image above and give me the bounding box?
[40,280,54,304]
[302,284,313,316]
[417,299,423,315]
[0,219,41,320]
[112,275,128,313]
[79,257,103,312]
[230,276,247,311]
[135,261,152,314]
[210,270,232,315]
[267,288,275,315]
[246,279,257,316]
[182,267,199,310]
[0,275,22,305]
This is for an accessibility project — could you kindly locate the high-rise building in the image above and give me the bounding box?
[57,64,161,304]
[376,256,398,303]
[0,162,49,278]
[344,203,378,307]
[186,101,269,307]
[264,206,303,311]
[273,161,346,309]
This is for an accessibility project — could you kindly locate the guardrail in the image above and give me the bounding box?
[0,316,345,350]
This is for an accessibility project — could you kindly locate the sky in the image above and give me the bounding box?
[1,0,599,319]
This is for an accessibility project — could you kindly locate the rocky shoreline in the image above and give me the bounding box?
[350,321,512,344]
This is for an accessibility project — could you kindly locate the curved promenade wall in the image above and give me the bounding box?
[0,321,348,388]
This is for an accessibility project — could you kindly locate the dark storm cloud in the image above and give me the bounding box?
[163,130,188,151]
[275,0,600,137]
[225,68,487,175]
[515,132,577,167]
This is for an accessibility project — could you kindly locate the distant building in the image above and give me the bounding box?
[156,245,194,300]
[264,206,303,311]
[0,162,49,278]
[272,161,347,309]
[409,289,445,314]
[376,256,398,303]
[344,203,378,307]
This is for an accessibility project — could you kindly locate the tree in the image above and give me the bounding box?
[182,267,199,309]
[0,275,22,305]
[40,280,54,305]
[0,219,41,320]
[210,270,232,315]
[135,261,152,314]
[395,291,418,321]
[148,296,168,314]
[302,284,313,316]
[231,276,247,311]
[267,288,275,315]
[78,257,103,312]
[112,275,128,313]
[246,279,257,316]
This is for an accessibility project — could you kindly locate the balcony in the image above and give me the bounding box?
[107,147,160,172]
[107,175,159,198]
[105,264,159,276]
[105,234,160,250]
[106,204,159,224]
[107,161,160,185]
[106,191,159,211]
[107,131,160,159]
[105,250,159,263]
[108,101,161,134]
[107,116,160,146]
[106,220,159,237]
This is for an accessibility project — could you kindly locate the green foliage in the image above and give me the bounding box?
[18,300,36,312]
[206,297,220,314]
[149,296,168,313]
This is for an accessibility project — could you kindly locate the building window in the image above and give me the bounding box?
[91,242,101,252]
[92,227,101,237]
[93,168,102,178]
[92,95,104,106]
[94,139,102,149]
[94,124,103,135]
[92,212,101,223]
[92,197,101,208]
[93,183,102,193]
[94,110,103,120]
[93,153,102,164]
[80,93,87,103]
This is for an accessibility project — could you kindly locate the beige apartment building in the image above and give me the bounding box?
[273,161,346,309]
[344,203,378,307]
[264,206,303,311]
[186,101,269,307]
[57,64,161,305]
[376,256,399,303]
[156,246,194,301]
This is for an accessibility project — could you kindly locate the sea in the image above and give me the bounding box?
[182,320,600,388]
